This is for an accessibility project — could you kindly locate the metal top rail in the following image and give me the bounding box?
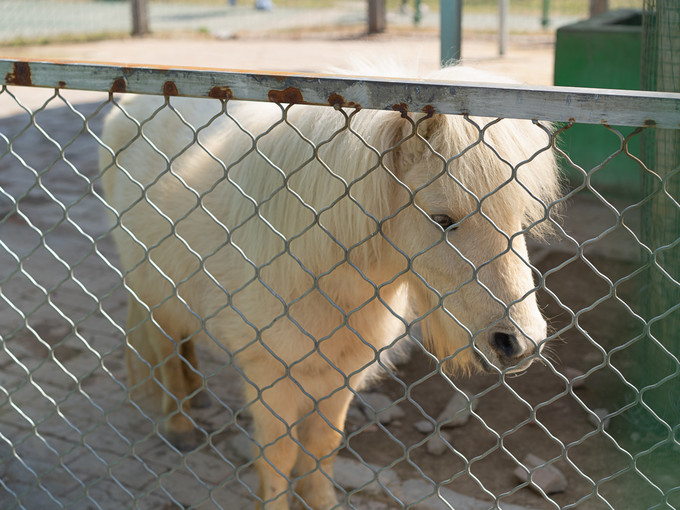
[2,58,679,129]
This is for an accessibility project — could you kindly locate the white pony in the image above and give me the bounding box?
[100,64,561,510]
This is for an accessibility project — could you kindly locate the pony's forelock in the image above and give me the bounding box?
[323,60,563,241]
[402,110,563,240]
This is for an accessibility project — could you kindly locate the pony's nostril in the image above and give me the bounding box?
[491,332,520,359]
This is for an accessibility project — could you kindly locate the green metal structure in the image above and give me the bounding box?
[638,0,680,449]
[440,0,462,66]
[554,9,643,198]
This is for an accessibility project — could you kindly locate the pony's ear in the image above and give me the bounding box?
[414,112,447,142]
[386,113,447,177]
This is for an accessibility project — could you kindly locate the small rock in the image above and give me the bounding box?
[226,431,257,461]
[425,431,451,456]
[334,457,400,496]
[588,408,611,430]
[414,420,435,434]
[514,454,568,494]
[437,390,477,428]
[358,392,405,425]
[400,478,529,510]
[564,367,585,389]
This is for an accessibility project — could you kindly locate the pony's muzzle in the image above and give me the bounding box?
[491,331,521,359]
[483,329,540,373]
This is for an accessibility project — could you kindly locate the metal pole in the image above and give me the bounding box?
[639,0,680,434]
[415,0,422,25]
[440,0,462,66]
[541,0,550,28]
[368,0,386,34]
[589,0,609,17]
[131,0,149,36]
[499,0,509,56]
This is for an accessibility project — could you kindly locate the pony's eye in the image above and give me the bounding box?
[430,214,457,231]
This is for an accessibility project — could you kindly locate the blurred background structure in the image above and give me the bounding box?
[0,0,643,47]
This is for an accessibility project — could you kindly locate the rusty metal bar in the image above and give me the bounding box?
[1,58,679,128]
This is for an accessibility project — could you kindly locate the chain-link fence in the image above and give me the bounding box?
[1,59,679,510]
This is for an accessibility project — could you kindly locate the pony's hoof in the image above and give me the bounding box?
[191,390,212,409]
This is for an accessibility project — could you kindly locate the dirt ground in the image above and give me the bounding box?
[1,33,678,510]
[350,252,656,510]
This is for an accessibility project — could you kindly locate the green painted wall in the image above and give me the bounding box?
[554,10,642,198]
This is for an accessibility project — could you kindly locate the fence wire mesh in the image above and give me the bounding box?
[0,60,679,510]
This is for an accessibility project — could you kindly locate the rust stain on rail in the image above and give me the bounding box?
[392,103,409,118]
[110,78,127,94]
[5,62,32,86]
[163,81,179,96]
[328,93,361,109]
[209,86,233,100]
[268,87,306,104]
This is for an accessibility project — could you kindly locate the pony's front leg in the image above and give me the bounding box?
[245,379,302,510]
[150,335,200,450]
[292,388,354,510]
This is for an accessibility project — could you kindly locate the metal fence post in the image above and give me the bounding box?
[499,0,509,56]
[368,0,386,33]
[590,0,609,17]
[440,0,462,66]
[639,0,680,432]
[131,0,149,36]
[541,0,550,27]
